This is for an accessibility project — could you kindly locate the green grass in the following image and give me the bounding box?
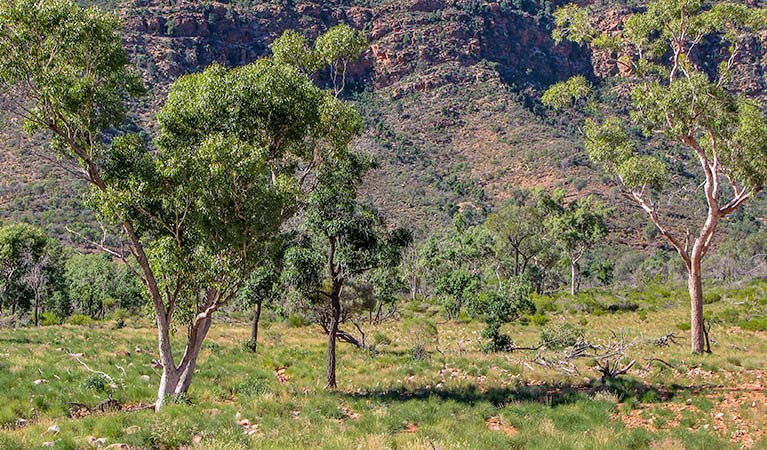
[1,284,766,449]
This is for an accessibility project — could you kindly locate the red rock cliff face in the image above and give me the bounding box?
[119,0,766,103]
[119,0,592,94]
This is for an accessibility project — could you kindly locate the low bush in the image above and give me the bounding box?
[739,318,767,331]
[39,312,61,326]
[409,343,430,361]
[540,322,584,349]
[66,314,92,326]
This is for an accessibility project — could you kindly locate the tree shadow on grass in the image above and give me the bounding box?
[342,377,692,407]
[0,336,41,345]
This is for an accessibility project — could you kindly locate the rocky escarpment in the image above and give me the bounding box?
[119,1,592,98]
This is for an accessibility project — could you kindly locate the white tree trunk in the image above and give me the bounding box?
[688,260,706,353]
[570,259,578,296]
[154,315,213,411]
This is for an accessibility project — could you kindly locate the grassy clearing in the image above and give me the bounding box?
[1,282,766,449]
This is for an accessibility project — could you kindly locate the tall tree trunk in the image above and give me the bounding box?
[34,293,40,327]
[250,300,262,351]
[688,259,706,353]
[570,259,578,296]
[327,291,341,389]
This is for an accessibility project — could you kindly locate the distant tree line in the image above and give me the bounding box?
[0,222,143,326]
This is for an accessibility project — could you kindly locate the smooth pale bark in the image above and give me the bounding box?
[688,261,705,353]
[155,314,214,411]
[570,259,578,296]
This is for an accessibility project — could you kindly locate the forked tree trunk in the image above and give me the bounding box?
[327,292,341,389]
[688,259,706,353]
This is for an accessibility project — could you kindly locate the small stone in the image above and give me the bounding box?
[714,412,724,419]
[34,379,48,385]
[140,375,151,383]
[134,346,143,353]
[105,444,129,450]
[47,424,60,434]
[16,418,28,428]
[685,398,693,405]
[42,442,55,448]
[192,435,203,445]
[125,425,141,435]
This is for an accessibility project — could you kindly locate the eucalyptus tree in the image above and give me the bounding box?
[238,245,286,353]
[468,278,535,353]
[544,0,767,352]
[272,24,367,96]
[64,252,141,319]
[420,215,493,319]
[0,0,363,408]
[283,152,411,388]
[538,191,608,296]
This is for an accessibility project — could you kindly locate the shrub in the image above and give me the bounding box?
[409,343,430,361]
[204,341,220,352]
[237,376,272,397]
[373,331,392,346]
[703,293,722,304]
[676,322,691,331]
[540,322,584,349]
[739,318,767,331]
[111,308,128,322]
[530,313,550,326]
[480,324,516,353]
[67,314,92,326]
[606,302,639,312]
[241,338,258,353]
[39,312,61,326]
[81,374,112,393]
[287,314,308,328]
[403,317,438,349]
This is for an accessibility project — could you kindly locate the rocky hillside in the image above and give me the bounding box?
[2,0,767,244]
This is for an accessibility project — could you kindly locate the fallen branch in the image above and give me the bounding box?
[70,354,115,384]
[510,343,544,352]
[645,358,678,371]
[596,358,636,382]
[655,332,684,347]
